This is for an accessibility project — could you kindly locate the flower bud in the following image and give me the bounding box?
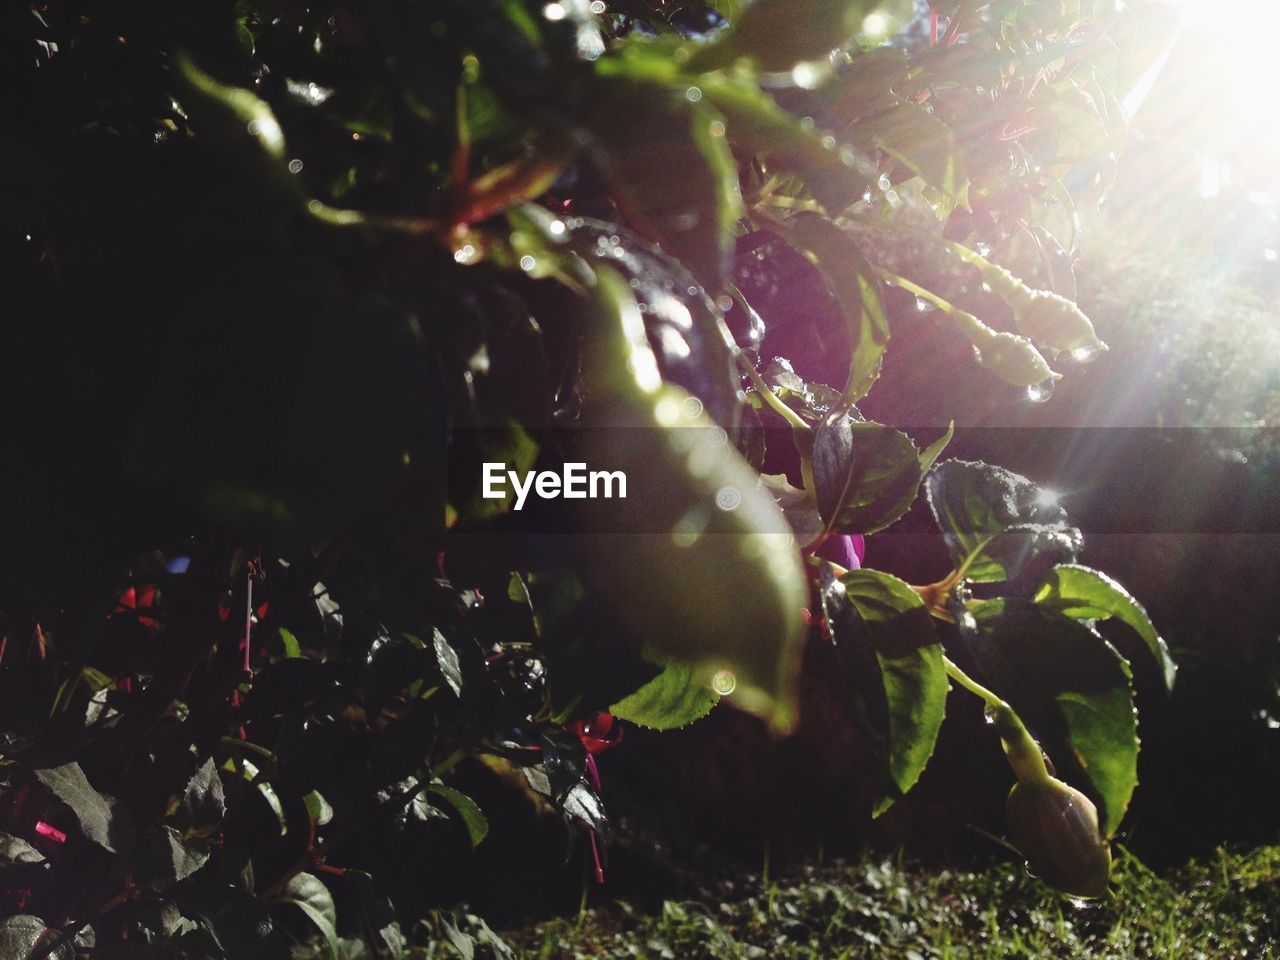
[1014,291,1108,357]
[1006,776,1111,898]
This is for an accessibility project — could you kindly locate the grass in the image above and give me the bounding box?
[414,844,1280,959]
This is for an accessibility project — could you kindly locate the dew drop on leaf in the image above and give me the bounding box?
[1026,379,1056,403]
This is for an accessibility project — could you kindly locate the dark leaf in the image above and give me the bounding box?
[0,915,72,960]
[134,826,212,892]
[813,419,936,535]
[784,215,889,404]
[925,459,1081,582]
[0,832,45,870]
[582,73,741,291]
[426,784,489,848]
[33,763,133,853]
[182,758,226,834]
[432,628,464,698]
[277,873,338,959]
[967,599,1138,838]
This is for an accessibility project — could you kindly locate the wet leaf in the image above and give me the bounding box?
[857,102,969,210]
[926,459,1081,582]
[610,658,719,730]
[1036,564,1175,691]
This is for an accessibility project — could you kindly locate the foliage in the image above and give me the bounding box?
[504,845,1280,959]
[0,0,1175,954]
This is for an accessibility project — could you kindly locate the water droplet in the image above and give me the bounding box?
[287,158,303,174]
[1026,379,1056,403]
[791,63,821,89]
[549,219,566,236]
[519,254,537,271]
[685,86,703,103]
[711,670,737,695]
[453,244,476,264]
[877,173,891,191]
[983,704,997,725]
[590,0,606,11]
[867,10,896,34]
[715,486,742,511]
[915,297,937,313]
[542,1,567,20]
[716,294,733,312]
[709,119,725,137]
[1071,344,1101,363]
[975,242,992,256]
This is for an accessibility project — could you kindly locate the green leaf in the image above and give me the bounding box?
[967,599,1138,838]
[266,627,302,659]
[432,628,464,697]
[0,832,45,870]
[182,758,226,834]
[173,54,296,194]
[279,873,339,960]
[610,658,719,730]
[688,0,877,73]
[696,75,870,212]
[426,784,489,848]
[1036,564,1175,692]
[33,763,132,853]
[303,790,334,828]
[812,419,925,535]
[925,459,1081,582]
[582,73,741,291]
[821,568,947,816]
[855,102,969,210]
[578,267,808,732]
[784,215,889,404]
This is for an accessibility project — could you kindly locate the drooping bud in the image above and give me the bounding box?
[1006,776,1112,899]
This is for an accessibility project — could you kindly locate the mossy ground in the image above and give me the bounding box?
[413,844,1280,959]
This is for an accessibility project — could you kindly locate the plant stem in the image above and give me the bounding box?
[943,656,1049,783]
[732,342,811,432]
[875,268,964,317]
